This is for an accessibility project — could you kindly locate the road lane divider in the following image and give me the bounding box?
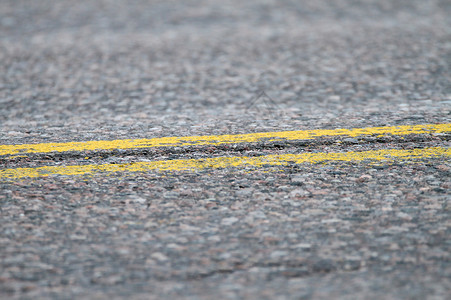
[1,123,450,157]
[1,147,449,180]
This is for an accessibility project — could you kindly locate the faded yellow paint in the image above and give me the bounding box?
[1,147,449,180]
[0,123,449,157]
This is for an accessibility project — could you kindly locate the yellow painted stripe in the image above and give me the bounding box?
[1,147,449,180]
[0,123,449,157]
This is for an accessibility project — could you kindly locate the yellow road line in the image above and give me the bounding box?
[0,123,450,157]
[1,147,449,180]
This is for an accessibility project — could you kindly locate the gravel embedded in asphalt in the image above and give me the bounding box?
[1,160,450,298]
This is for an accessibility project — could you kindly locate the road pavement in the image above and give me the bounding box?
[1,0,450,299]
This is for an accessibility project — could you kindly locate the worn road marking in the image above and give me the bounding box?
[1,123,450,157]
[1,147,449,180]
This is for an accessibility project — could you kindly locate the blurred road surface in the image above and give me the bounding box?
[1,1,450,299]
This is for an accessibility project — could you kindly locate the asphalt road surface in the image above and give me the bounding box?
[1,1,450,299]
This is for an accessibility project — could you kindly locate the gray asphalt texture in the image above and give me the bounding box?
[1,0,451,299]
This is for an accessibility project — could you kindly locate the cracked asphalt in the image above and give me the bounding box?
[1,1,450,299]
